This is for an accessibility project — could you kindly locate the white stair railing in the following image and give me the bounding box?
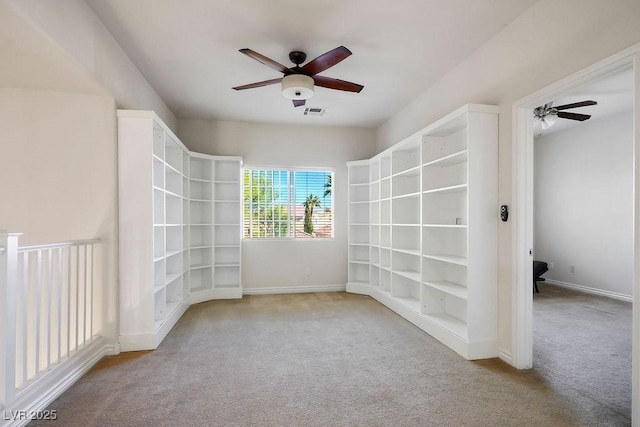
[0,232,100,412]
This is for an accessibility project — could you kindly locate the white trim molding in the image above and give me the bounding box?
[544,279,632,302]
[498,349,513,366]
[242,284,346,295]
[632,51,640,427]
[1,338,117,427]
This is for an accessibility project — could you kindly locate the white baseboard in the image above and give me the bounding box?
[243,284,346,295]
[367,288,497,361]
[544,279,632,302]
[2,338,115,427]
[498,349,514,366]
[346,282,372,295]
[119,300,190,352]
[190,288,242,304]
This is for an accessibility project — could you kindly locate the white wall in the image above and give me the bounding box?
[178,119,376,291]
[3,0,177,130]
[0,88,119,340]
[534,111,633,298]
[375,0,640,357]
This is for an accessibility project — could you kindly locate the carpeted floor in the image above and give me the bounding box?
[533,284,632,426]
[30,291,628,426]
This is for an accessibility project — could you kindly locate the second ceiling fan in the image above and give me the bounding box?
[533,100,597,130]
[232,46,364,107]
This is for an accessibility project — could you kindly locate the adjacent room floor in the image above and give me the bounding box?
[33,291,628,426]
[533,284,632,426]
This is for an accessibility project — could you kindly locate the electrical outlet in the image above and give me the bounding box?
[570,265,575,273]
[549,262,554,270]
[305,267,311,276]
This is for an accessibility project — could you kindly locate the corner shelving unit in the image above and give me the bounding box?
[187,154,243,304]
[118,110,243,351]
[346,160,370,294]
[345,104,499,360]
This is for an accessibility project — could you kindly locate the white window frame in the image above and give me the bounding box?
[243,166,335,240]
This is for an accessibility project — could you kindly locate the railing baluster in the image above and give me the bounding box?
[46,249,52,370]
[21,252,28,387]
[34,250,42,378]
[75,246,80,352]
[89,244,94,339]
[15,252,24,389]
[57,247,63,364]
[83,244,88,345]
[67,246,72,356]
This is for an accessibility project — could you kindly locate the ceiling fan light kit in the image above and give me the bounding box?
[533,100,597,131]
[534,112,558,130]
[233,46,364,107]
[281,74,314,100]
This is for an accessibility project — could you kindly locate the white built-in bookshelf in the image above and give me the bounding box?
[118,110,242,351]
[369,158,381,290]
[346,104,499,360]
[213,157,243,299]
[188,154,214,299]
[347,160,370,287]
[390,137,422,312]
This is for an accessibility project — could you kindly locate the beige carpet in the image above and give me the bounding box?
[533,284,632,426]
[32,292,605,426]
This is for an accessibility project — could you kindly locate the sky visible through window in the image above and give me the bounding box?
[294,171,332,210]
[251,170,332,209]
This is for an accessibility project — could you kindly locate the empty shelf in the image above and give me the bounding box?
[423,280,468,300]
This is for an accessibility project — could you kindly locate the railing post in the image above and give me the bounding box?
[0,231,21,409]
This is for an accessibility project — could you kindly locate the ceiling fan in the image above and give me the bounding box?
[232,46,364,107]
[533,100,597,130]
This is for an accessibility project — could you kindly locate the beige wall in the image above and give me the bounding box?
[3,0,177,130]
[375,0,640,356]
[0,0,183,344]
[0,88,119,340]
[179,119,376,291]
[0,1,105,96]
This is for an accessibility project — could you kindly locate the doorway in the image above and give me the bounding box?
[511,45,639,424]
[532,66,634,422]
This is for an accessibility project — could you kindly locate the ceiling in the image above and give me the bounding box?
[535,66,634,137]
[85,0,540,128]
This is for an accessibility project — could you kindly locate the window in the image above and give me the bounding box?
[243,168,333,239]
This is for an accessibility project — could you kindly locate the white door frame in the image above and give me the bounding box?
[511,43,639,425]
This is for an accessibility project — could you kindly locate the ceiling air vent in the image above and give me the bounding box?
[303,107,327,116]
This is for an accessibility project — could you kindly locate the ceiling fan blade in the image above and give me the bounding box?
[300,46,352,76]
[239,49,292,74]
[293,99,306,107]
[554,100,597,110]
[232,78,282,90]
[313,75,364,93]
[557,111,591,121]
